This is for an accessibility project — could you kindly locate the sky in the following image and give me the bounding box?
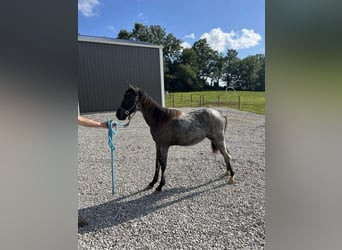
[78,0,264,59]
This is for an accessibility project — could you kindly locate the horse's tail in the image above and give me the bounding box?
[211,142,219,154]
[224,115,228,133]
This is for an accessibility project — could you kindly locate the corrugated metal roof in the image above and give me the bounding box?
[78,35,163,49]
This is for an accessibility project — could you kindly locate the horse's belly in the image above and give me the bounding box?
[151,126,207,146]
[173,136,205,146]
[171,127,207,146]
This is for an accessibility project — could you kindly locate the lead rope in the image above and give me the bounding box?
[107,112,135,195]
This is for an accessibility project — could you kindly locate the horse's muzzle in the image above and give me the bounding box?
[116,108,127,120]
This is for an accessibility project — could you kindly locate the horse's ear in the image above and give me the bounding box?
[126,81,137,91]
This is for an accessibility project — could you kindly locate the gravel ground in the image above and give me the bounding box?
[78,107,265,249]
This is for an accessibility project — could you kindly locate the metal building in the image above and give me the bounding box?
[78,35,164,114]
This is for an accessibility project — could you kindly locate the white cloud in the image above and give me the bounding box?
[78,0,100,17]
[184,33,195,40]
[181,41,192,49]
[137,12,148,21]
[105,26,115,32]
[200,28,262,52]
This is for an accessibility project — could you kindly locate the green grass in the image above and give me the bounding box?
[165,91,265,115]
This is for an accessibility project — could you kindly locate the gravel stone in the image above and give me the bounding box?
[78,108,265,249]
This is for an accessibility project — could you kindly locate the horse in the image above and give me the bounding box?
[116,84,235,192]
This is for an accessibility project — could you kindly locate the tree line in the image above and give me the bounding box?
[118,23,265,92]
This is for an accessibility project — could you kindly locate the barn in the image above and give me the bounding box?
[78,35,164,114]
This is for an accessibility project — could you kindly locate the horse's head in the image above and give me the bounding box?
[116,83,139,120]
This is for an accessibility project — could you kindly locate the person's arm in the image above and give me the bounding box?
[78,116,108,128]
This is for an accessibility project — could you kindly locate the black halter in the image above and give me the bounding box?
[117,103,136,116]
[117,95,139,118]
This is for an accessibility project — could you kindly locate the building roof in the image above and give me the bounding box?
[78,35,163,49]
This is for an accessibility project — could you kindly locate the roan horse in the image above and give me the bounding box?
[116,84,235,192]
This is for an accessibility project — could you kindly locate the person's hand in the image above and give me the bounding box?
[100,121,117,129]
[100,121,108,128]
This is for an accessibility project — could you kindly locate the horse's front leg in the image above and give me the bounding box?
[148,143,161,189]
[156,146,169,192]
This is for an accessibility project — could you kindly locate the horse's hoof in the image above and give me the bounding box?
[228,176,235,184]
[224,171,230,177]
[78,216,88,227]
[154,189,161,194]
[146,184,154,190]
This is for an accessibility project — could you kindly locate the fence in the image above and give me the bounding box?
[166,93,241,110]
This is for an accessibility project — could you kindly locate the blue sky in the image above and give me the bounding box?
[78,0,264,59]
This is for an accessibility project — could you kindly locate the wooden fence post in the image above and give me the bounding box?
[238,96,240,109]
[172,94,175,108]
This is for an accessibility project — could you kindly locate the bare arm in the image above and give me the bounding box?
[78,116,108,128]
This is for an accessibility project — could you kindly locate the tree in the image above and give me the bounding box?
[117,29,130,40]
[192,39,217,86]
[239,54,265,90]
[209,51,225,88]
[172,48,205,91]
[180,48,197,66]
[174,64,196,91]
[223,49,241,88]
[256,54,265,91]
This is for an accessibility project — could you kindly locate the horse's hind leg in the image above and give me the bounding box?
[212,138,235,184]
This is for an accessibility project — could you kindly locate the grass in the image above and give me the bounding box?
[165,90,265,115]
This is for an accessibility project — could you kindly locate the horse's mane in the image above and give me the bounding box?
[138,89,181,121]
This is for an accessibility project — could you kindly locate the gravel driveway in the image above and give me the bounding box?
[78,107,265,249]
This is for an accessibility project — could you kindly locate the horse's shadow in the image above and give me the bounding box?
[78,175,228,234]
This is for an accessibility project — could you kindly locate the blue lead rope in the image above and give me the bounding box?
[107,117,132,195]
[107,118,118,195]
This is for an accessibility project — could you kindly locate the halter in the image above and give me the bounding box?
[117,104,136,116]
[117,95,139,117]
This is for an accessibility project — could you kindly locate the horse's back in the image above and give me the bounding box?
[176,108,226,135]
[190,108,225,124]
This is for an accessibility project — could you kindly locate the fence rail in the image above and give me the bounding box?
[166,94,241,109]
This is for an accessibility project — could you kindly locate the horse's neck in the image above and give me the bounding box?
[138,94,164,127]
